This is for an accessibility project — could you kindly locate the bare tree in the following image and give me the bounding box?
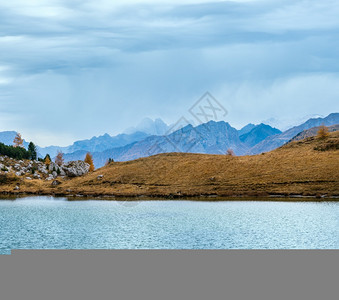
[55,151,64,166]
[226,149,235,156]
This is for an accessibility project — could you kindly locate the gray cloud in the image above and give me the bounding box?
[0,0,338,145]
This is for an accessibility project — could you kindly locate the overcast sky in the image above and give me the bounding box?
[1,0,339,146]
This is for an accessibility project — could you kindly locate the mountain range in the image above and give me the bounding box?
[37,131,150,158]
[250,113,339,154]
[1,113,338,168]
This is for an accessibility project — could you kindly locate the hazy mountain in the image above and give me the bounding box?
[39,131,150,157]
[66,131,149,154]
[65,121,249,168]
[37,145,68,158]
[0,131,18,146]
[120,121,247,159]
[124,118,169,135]
[240,124,281,148]
[238,124,256,136]
[250,113,339,154]
[0,131,29,148]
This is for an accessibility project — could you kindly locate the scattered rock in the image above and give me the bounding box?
[33,173,41,179]
[52,180,61,186]
[14,185,20,190]
[97,175,104,180]
[46,174,54,181]
[14,164,21,171]
[0,155,90,180]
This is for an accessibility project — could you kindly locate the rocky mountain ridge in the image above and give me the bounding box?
[250,113,339,154]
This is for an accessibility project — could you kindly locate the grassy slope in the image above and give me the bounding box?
[1,131,339,198]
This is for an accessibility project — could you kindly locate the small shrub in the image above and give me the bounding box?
[314,140,339,151]
[106,158,114,166]
[0,174,18,185]
[0,174,7,184]
[226,149,235,156]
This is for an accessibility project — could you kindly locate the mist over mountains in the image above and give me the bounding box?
[37,131,150,158]
[124,118,169,136]
[1,113,338,168]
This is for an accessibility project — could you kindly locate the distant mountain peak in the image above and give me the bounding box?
[240,124,281,148]
[238,123,256,136]
[124,118,169,136]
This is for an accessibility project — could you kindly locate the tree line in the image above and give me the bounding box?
[0,133,37,160]
[0,133,97,173]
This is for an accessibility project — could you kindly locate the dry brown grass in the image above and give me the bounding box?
[1,131,338,198]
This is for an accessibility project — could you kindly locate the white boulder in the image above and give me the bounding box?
[62,161,90,177]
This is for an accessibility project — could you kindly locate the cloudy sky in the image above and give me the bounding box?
[1,0,339,146]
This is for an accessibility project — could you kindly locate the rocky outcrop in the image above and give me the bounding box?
[0,155,90,180]
[62,161,90,177]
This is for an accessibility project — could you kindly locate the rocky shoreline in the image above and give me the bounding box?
[1,190,338,201]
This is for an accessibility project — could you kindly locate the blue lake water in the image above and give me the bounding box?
[0,197,338,254]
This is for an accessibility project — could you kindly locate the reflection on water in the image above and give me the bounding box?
[0,197,338,254]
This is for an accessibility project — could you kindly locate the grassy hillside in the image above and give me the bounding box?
[1,131,339,198]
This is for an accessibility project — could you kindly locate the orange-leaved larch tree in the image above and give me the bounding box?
[13,133,24,148]
[317,125,330,139]
[45,155,51,167]
[84,152,95,172]
[55,151,64,166]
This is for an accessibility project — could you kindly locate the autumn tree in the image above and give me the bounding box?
[44,154,51,167]
[13,133,24,148]
[317,125,330,139]
[55,151,64,166]
[84,152,95,172]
